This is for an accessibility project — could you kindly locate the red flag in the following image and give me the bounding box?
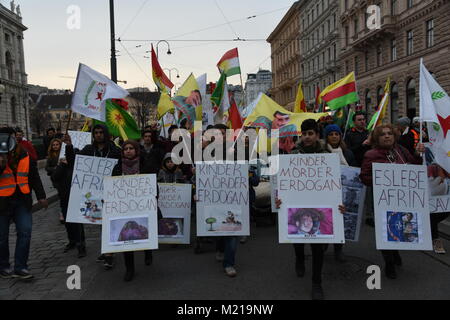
[151,44,174,93]
[228,95,243,130]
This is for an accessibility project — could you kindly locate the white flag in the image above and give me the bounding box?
[71,63,129,121]
[420,59,450,172]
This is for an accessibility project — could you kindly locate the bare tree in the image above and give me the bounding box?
[29,106,51,137]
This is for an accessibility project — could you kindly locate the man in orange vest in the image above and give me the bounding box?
[0,127,48,280]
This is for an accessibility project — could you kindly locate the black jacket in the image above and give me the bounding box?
[140,143,165,174]
[0,149,46,213]
[51,161,73,214]
[344,128,370,167]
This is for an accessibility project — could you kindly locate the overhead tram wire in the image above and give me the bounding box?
[118,40,153,83]
[214,0,240,39]
[119,0,150,39]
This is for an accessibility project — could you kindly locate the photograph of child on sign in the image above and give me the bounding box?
[343,187,360,213]
[158,218,184,238]
[109,217,150,246]
[80,192,103,222]
[205,208,243,233]
[386,211,419,243]
[287,208,334,238]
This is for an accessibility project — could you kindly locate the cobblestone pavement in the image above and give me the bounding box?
[1,201,449,300]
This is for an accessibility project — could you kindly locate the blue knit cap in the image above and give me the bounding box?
[325,124,342,136]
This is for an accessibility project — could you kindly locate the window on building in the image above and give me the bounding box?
[391,0,397,15]
[354,18,359,38]
[426,19,434,48]
[365,89,371,113]
[365,51,369,72]
[391,39,397,62]
[407,30,414,55]
[391,82,399,123]
[5,33,10,42]
[377,86,384,106]
[407,0,413,9]
[5,52,14,80]
[355,56,359,75]
[407,78,416,118]
[377,46,382,66]
[345,26,349,46]
[11,96,17,123]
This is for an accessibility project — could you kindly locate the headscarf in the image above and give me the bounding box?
[121,140,140,175]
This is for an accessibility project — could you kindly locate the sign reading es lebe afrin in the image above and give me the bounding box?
[372,163,432,251]
[277,154,345,244]
[102,174,158,254]
[196,162,250,237]
[158,183,192,244]
[66,155,118,225]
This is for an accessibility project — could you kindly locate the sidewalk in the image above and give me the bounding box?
[31,166,59,211]
[1,201,449,300]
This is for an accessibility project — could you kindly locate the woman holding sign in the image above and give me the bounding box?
[112,140,162,282]
[360,124,425,279]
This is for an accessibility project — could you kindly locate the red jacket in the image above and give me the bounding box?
[18,140,38,162]
[360,144,422,186]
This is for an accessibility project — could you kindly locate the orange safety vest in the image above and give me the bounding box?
[411,129,420,149]
[0,155,30,196]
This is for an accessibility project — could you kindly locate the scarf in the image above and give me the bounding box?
[328,144,348,166]
[122,157,140,175]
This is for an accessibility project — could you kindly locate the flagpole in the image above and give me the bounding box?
[109,0,118,83]
[66,110,73,134]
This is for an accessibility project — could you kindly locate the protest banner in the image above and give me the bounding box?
[277,154,345,244]
[158,183,192,244]
[341,166,366,242]
[59,131,91,160]
[427,164,450,213]
[196,162,250,237]
[66,155,118,225]
[102,174,158,254]
[372,163,432,251]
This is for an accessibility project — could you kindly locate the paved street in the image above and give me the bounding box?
[1,195,449,300]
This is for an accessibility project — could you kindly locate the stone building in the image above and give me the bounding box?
[339,0,450,122]
[244,70,272,106]
[267,1,301,110]
[299,0,341,108]
[0,1,29,135]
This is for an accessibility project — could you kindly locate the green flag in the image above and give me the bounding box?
[211,72,227,110]
[98,99,141,140]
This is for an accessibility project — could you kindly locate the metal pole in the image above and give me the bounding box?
[109,0,118,83]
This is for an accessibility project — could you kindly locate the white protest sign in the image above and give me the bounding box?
[277,154,345,244]
[196,162,250,237]
[428,164,450,213]
[59,131,92,160]
[102,174,158,254]
[270,175,278,213]
[372,163,432,251]
[66,155,118,225]
[158,183,192,244]
[341,166,366,242]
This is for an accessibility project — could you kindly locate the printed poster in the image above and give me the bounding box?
[158,183,192,244]
[196,162,250,237]
[66,155,118,225]
[372,163,432,251]
[102,174,158,254]
[277,154,345,244]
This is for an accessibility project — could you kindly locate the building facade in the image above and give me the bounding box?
[267,1,300,111]
[0,2,29,135]
[339,0,450,122]
[299,0,341,109]
[244,70,273,106]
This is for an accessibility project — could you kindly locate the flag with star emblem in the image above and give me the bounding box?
[71,63,129,122]
[420,59,450,173]
[104,99,141,140]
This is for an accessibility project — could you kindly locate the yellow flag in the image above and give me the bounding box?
[157,92,174,119]
[176,73,202,121]
[294,82,307,113]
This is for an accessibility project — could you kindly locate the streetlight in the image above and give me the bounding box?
[163,68,180,81]
[156,40,172,59]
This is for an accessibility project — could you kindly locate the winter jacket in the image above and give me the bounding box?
[360,144,422,186]
[45,157,59,177]
[291,140,330,155]
[51,161,73,214]
[344,128,370,167]
[140,143,165,174]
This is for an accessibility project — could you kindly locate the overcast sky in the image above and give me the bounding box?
[7,0,294,91]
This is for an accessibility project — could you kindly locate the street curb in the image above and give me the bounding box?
[31,193,59,213]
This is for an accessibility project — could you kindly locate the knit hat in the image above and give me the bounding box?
[325,124,342,137]
[396,117,411,127]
